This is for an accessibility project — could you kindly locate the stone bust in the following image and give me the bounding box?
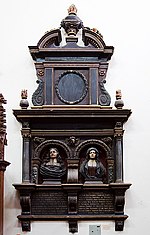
[80,147,106,182]
[40,147,66,179]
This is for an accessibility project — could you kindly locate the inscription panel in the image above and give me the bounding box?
[78,191,114,214]
[31,191,67,215]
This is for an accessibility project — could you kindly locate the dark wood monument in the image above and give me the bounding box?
[0,94,10,235]
[13,5,131,233]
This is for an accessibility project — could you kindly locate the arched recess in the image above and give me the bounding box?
[75,139,111,159]
[32,140,71,183]
[74,139,112,183]
[34,139,71,160]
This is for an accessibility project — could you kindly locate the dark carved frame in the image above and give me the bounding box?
[13,108,131,233]
[13,5,131,234]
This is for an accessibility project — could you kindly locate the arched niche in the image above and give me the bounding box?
[32,140,71,184]
[75,139,112,183]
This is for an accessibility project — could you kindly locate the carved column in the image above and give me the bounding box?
[114,122,124,182]
[0,94,10,235]
[21,122,31,183]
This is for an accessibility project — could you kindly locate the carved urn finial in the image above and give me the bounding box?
[61,5,83,36]
[20,90,29,109]
[114,90,124,109]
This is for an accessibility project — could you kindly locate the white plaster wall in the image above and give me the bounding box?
[1,0,150,234]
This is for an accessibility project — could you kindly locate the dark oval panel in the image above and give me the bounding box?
[56,71,88,104]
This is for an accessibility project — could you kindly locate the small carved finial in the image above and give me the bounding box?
[91,28,103,38]
[68,4,77,15]
[21,90,28,99]
[92,28,98,33]
[116,90,122,100]
[115,90,124,109]
[20,90,29,109]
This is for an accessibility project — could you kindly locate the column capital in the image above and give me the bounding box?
[114,122,124,137]
[21,128,31,138]
[0,160,10,171]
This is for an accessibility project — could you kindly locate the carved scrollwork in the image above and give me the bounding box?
[101,137,112,150]
[107,160,114,183]
[20,195,31,215]
[33,137,46,149]
[115,190,125,214]
[32,79,44,106]
[99,80,111,106]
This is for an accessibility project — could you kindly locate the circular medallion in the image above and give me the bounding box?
[55,71,88,104]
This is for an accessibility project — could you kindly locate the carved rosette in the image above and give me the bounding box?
[37,69,44,77]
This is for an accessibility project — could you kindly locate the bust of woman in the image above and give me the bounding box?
[80,147,106,182]
[40,148,66,179]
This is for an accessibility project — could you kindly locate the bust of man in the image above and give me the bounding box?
[80,147,106,182]
[40,148,66,179]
